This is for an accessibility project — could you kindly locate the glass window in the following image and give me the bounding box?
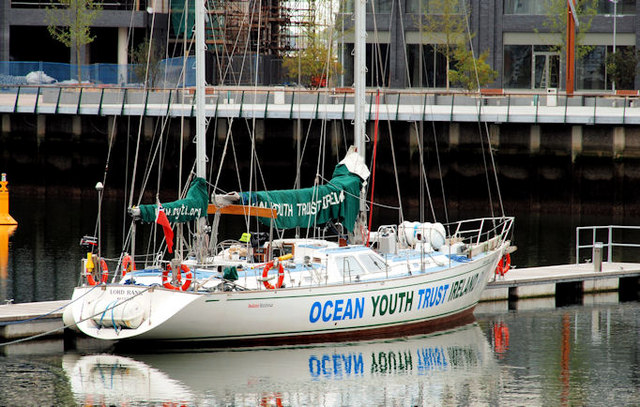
[506,0,635,15]
[335,256,365,278]
[595,0,635,15]
[504,0,552,15]
[358,254,385,272]
[576,45,606,90]
[371,0,393,13]
[407,44,448,88]
[503,45,532,88]
[407,0,467,14]
[342,43,390,87]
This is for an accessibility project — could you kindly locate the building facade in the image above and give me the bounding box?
[1,0,639,90]
[340,0,639,91]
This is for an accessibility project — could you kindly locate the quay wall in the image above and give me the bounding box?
[2,113,640,216]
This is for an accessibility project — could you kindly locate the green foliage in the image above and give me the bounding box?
[419,0,496,89]
[130,39,165,87]
[606,48,639,90]
[45,0,102,81]
[449,48,497,90]
[282,31,341,88]
[540,0,597,60]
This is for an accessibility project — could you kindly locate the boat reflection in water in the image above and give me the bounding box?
[63,322,497,406]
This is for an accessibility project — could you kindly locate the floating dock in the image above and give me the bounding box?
[482,261,640,302]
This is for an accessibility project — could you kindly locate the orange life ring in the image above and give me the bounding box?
[86,258,109,285]
[162,264,192,291]
[495,253,511,276]
[121,254,136,277]
[262,261,285,289]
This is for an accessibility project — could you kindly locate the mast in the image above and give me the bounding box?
[195,0,206,178]
[353,0,367,242]
[195,0,207,260]
[354,0,366,161]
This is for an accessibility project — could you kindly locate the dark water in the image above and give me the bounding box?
[4,193,640,304]
[1,299,639,406]
[2,195,640,406]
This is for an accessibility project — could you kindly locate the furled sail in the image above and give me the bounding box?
[239,148,369,232]
[137,177,209,223]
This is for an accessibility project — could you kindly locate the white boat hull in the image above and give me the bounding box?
[65,245,504,345]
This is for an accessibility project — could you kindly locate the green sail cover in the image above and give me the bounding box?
[239,164,364,232]
[138,177,209,223]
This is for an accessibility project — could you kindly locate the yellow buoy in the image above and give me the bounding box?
[0,173,17,226]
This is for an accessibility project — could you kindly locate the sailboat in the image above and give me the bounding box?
[63,0,513,345]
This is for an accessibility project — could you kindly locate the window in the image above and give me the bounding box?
[335,256,365,279]
[358,254,385,272]
[503,45,532,88]
[343,43,391,87]
[504,0,551,15]
[595,0,635,15]
[407,44,448,87]
[577,46,606,90]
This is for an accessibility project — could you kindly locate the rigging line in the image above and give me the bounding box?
[128,8,159,210]
[292,110,316,190]
[246,0,263,229]
[396,0,417,92]
[366,89,381,246]
[231,1,260,85]
[418,45,450,225]
[431,120,449,225]
[0,284,101,327]
[92,114,119,241]
[462,2,504,218]
[384,110,404,223]
[212,117,234,192]
[122,116,132,245]
[382,125,404,224]
[222,4,246,85]
[315,174,401,211]
[412,120,438,223]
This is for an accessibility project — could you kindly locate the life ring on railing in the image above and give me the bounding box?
[262,261,285,290]
[121,254,136,277]
[86,258,109,285]
[495,253,511,276]
[162,263,192,291]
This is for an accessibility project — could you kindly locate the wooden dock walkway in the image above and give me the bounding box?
[482,261,640,302]
[0,300,68,340]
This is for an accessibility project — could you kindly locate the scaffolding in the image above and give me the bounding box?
[170,0,314,84]
[206,0,312,56]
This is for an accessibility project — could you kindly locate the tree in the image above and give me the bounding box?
[419,0,496,89]
[46,0,102,82]
[540,0,597,61]
[131,39,165,87]
[420,0,468,89]
[449,48,497,90]
[606,48,639,90]
[282,31,341,88]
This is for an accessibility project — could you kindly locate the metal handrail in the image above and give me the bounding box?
[575,225,640,264]
[1,85,638,124]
